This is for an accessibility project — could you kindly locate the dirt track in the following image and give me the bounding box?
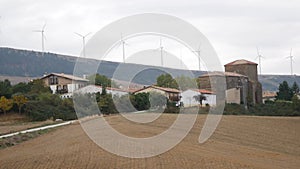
[0,114,299,169]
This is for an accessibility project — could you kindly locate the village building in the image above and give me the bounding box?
[133,85,180,101]
[41,73,89,95]
[181,89,216,107]
[262,91,277,103]
[199,59,263,105]
[69,85,131,98]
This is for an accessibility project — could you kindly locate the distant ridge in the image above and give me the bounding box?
[0,47,205,85]
[0,47,299,91]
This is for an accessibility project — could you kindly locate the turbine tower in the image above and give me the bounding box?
[159,38,164,67]
[287,48,294,75]
[115,34,129,63]
[255,47,264,75]
[33,23,46,52]
[193,45,201,71]
[75,32,91,58]
[120,34,128,63]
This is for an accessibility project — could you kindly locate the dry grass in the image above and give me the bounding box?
[0,113,56,135]
[0,114,299,169]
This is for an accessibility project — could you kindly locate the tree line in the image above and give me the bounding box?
[0,79,76,121]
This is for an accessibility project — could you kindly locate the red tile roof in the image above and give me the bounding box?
[225,59,258,66]
[263,91,277,98]
[41,73,89,82]
[191,89,214,94]
[134,85,180,93]
[200,71,247,78]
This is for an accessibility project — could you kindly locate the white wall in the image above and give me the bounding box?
[202,94,216,106]
[181,89,216,107]
[75,85,102,94]
[49,85,57,94]
[107,90,128,97]
[181,90,199,107]
[74,85,128,98]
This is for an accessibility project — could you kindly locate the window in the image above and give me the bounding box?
[49,75,58,85]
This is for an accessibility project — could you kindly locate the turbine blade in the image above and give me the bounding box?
[124,41,130,46]
[42,22,47,30]
[74,32,83,37]
[115,42,122,48]
[84,32,92,37]
[290,48,293,56]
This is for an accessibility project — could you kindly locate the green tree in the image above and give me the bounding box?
[149,92,167,109]
[101,86,107,95]
[132,93,150,111]
[98,94,117,115]
[291,82,299,94]
[0,79,12,98]
[175,76,197,90]
[88,74,113,87]
[28,79,51,94]
[0,96,13,115]
[13,95,28,114]
[12,82,31,94]
[292,95,300,111]
[156,74,178,89]
[193,94,207,107]
[276,81,293,101]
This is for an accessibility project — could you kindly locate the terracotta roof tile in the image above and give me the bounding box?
[190,89,214,94]
[225,59,258,66]
[41,73,89,82]
[200,71,247,78]
[134,85,180,93]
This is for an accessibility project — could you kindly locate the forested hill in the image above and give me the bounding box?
[0,47,205,85]
[0,47,299,91]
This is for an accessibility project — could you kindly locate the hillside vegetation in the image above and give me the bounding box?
[1,47,300,91]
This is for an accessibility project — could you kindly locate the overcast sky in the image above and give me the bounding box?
[0,0,299,75]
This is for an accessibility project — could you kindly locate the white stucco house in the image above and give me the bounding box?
[73,85,129,97]
[181,89,216,107]
[41,73,89,95]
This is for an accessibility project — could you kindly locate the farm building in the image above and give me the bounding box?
[71,85,130,97]
[133,85,180,101]
[181,89,216,107]
[262,91,277,103]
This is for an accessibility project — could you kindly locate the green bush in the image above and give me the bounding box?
[224,103,248,115]
[26,94,77,121]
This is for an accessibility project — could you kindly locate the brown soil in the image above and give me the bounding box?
[0,114,299,169]
[0,118,56,135]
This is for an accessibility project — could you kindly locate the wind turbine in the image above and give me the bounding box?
[33,23,47,53]
[75,32,91,58]
[287,48,294,75]
[193,45,201,71]
[159,38,164,67]
[115,34,129,63]
[255,47,264,75]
